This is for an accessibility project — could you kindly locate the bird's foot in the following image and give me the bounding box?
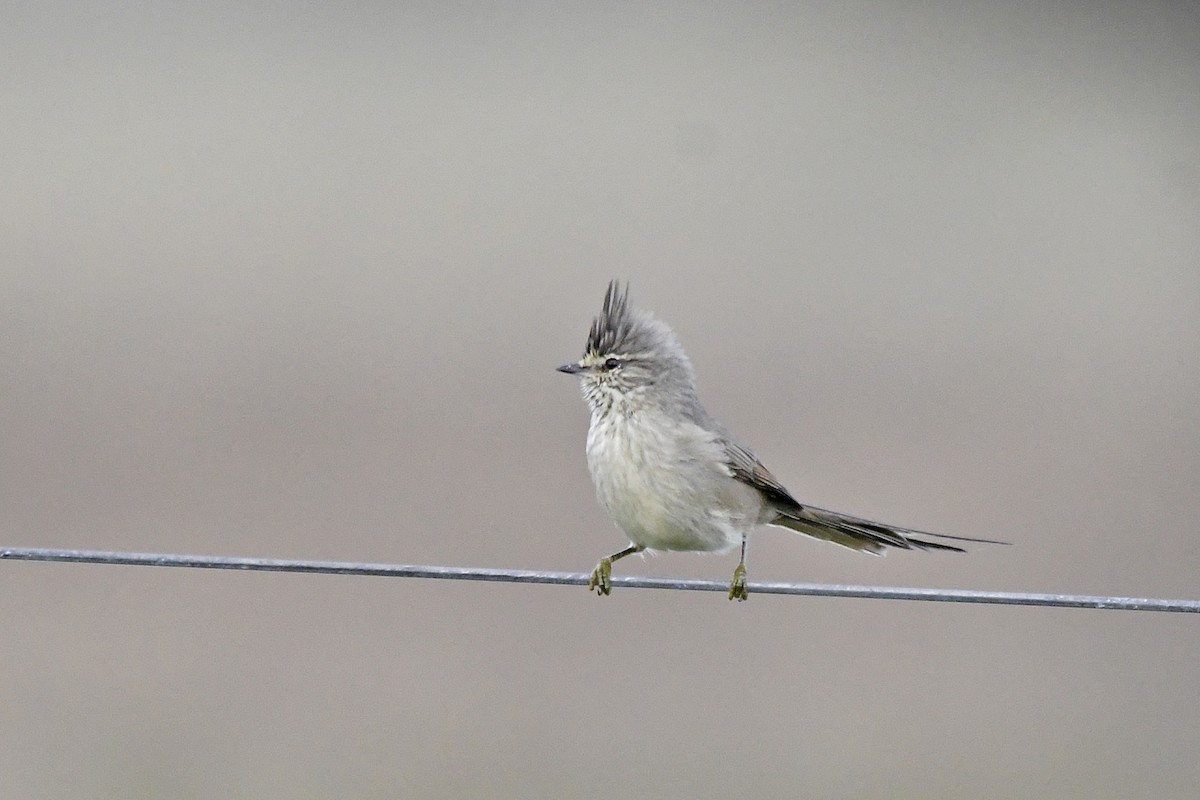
[728,563,748,602]
[589,558,613,596]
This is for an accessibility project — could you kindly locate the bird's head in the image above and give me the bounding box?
[557,280,698,416]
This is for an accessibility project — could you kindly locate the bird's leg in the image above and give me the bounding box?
[728,534,749,601]
[589,544,645,596]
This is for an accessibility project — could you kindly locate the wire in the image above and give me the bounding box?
[3,546,1197,613]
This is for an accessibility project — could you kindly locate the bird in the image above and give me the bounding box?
[557,280,1006,600]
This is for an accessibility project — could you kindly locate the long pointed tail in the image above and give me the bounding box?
[771,504,1010,554]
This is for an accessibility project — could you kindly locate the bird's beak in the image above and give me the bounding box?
[556,362,584,375]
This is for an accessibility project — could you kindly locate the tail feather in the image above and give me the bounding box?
[771,505,1008,554]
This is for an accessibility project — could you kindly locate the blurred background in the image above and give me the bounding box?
[3,2,1198,797]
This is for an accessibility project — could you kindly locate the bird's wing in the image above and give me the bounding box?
[721,438,1009,553]
[721,439,803,509]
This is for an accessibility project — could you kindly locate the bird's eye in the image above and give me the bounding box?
[604,357,621,370]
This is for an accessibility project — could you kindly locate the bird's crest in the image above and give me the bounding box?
[586,280,634,357]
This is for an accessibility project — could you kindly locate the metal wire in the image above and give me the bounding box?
[3,546,1197,613]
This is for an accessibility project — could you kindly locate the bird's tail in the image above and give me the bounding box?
[770,505,1010,554]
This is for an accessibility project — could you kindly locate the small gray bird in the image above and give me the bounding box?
[558,280,1005,600]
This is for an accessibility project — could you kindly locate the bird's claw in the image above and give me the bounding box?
[728,563,748,602]
[589,558,613,596]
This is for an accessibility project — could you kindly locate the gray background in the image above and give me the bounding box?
[3,2,1198,797]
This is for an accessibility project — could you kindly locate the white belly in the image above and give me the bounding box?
[585,410,762,553]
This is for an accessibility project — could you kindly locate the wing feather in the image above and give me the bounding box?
[720,438,1008,553]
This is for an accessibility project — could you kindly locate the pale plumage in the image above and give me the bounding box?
[558,280,1006,600]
